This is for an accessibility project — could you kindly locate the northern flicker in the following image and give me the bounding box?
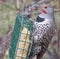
[28,4,56,59]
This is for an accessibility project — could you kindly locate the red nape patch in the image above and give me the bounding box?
[42,9,47,14]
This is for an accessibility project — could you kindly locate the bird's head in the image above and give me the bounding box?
[40,4,54,15]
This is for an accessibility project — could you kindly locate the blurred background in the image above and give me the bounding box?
[0,0,60,59]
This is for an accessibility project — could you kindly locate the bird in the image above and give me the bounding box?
[28,4,56,59]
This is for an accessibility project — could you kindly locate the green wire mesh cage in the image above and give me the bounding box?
[8,14,33,59]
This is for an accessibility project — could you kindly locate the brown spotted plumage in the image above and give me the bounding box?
[28,4,56,59]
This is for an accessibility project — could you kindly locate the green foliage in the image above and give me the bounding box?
[0,3,17,35]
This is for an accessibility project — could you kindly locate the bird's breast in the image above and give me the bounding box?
[36,16,45,22]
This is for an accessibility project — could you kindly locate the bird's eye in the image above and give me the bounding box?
[45,7,47,9]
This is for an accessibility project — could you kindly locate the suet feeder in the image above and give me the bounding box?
[9,14,33,59]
